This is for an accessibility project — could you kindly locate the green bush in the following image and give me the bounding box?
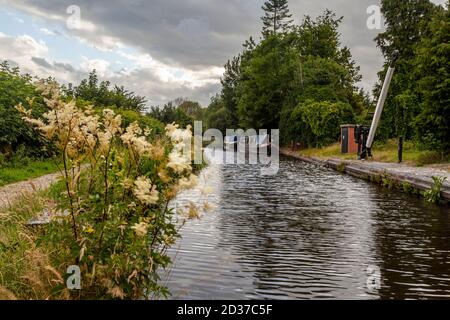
[282,100,355,148]
[110,108,164,136]
[0,62,49,157]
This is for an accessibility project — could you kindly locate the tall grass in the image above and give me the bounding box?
[298,139,449,167]
[0,191,70,300]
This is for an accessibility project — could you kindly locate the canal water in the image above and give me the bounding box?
[163,149,450,300]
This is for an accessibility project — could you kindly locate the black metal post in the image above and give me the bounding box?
[398,136,403,163]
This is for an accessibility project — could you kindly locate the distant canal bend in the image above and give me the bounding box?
[164,150,450,300]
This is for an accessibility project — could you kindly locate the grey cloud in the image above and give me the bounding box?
[4,0,410,100]
[53,61,76,73]
[31,56,53,69]
[31,56,82,78]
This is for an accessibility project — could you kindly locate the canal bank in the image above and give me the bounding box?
[280,148,450,204]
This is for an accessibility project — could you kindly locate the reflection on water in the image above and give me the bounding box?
[163,149,450,300]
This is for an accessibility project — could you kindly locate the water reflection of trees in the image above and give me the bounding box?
[215,157,381,299]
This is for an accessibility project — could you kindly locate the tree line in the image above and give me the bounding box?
[200,0,449,153]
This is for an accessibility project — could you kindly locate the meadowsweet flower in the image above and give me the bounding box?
[131,221,149,237]
[122,178,134,190]
[121,122,151,157]
[108,286,125,299]
[15,103,32,116]
[133,176,159,205]
[149,141,165,161]
[167,151,191,173]
[186,202,200,219]
[178,174,199,190]
[103,109,122,135]
[165,123,192,143]
[144,127,152,137]
[157,167,170,183]
[24,118,45,128]
[98,131,113,155]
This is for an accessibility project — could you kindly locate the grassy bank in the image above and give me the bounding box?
[0,159,60,187]
[298,139,449,168]
[0,189,70,300]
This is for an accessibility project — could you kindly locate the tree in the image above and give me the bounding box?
[374,0,438,140]
[237,35,302,129]
[203,95,231,133]
[72,70,147,112]
[0,62,50,157]
[148,98,201,128]
[221,56,241,128]
[281,100,355,148]
[235,10,364,132]
[261,0,293,37]
[413,4,450,152]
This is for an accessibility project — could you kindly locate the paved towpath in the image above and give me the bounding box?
[281,148,450,201]
[0,171,61,209]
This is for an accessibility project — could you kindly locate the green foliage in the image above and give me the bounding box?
[424,176,447,204]
[416,151,448,167]
[110,108,164,136]
[374,0,449,153]
[0,158,59,187]
[282,100,355,148]
[402,181,414,194]
[413,6,450,152]
[65,70,147,113]
[381,173,396,189]
[237,34,303,129]
[149,98,203,128]
[203,95,233,133]
[0,62,50,157]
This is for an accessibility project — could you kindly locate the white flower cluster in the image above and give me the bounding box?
[131,221,149,237]
[17,89,122,159]
[165,123,193,174]
[133,176,159,206]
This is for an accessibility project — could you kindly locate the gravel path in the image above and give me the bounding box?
[347,160,450,182]
[0,172,61,209]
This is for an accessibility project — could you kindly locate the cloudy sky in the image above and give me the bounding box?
[0,0,446,108]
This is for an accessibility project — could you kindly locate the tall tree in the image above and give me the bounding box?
[413,4,450,152]
[221,55,241,127]
[261,0,293,37]
[373,0,437,140]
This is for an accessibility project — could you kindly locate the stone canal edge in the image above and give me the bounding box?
[280,148,450,204]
